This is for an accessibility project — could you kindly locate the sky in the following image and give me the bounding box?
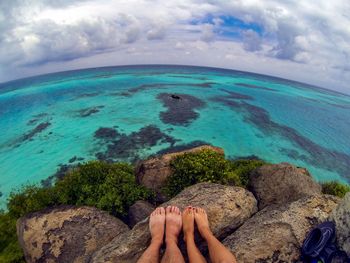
[0,0,349,93]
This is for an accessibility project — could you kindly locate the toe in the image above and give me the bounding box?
[160,207,165,215]
[166,206,172,214]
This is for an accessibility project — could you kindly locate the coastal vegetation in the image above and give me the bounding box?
[164,149,266,197]
[321,181,350,198]
[1,161,152,263]
[0,150,349,262]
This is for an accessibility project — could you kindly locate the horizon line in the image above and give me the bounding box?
[0,63,349,97]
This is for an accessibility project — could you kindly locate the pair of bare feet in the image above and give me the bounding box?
[140,206,236,263]
[149,206,211,246]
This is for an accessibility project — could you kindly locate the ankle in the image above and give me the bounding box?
[165,236,178,245]
[151,237,163,246]
[184,233,194,243]
[199,227,212,240]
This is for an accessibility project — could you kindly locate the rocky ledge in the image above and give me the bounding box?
[16,146,349,263]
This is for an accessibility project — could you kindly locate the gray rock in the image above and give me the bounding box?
[17,206,129,263]
[249,163,322,209]
[128,200,154,227]
[329,192,350,255]
[222,194,339,263]
[91,183,258,263]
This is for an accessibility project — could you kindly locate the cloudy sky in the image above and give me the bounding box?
[0,0,349,93]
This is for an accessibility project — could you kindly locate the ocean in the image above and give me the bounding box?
[0,65,349,208]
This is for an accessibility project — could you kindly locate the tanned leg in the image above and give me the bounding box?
[194,207,237,263]
[137,207,165,263]
[183,206,207,263]
[160,206,185,263]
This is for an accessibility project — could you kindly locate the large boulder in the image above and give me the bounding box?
[17,206,129,263]
[91,183,258,263]
[128,200,154,227]
[135,145,224,200]
[329,192,350,255]
[164,183,257,239]
[249,163,322,209]
[222,194,339,263]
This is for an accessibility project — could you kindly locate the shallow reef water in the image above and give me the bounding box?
[0,65,350,207]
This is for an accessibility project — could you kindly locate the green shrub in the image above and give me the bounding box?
[229,159,267,187]
[0,212,24,263]
[164,149,235,197]
[8,161,152,218]
[54,161,152,217]
[164,149,266,197]
[1,161,153,262]
[7,186,58,219]
[321,181,350,198]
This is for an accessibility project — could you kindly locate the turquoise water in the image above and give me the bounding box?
[1,65,350,208]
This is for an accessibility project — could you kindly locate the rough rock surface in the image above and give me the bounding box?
[128,200,154,227]
[135,145,224,199]
[17,206,129,263]
[222,195,339,263]
[329,192,350,255]
[249,163,322,209]
[91,183,257,263]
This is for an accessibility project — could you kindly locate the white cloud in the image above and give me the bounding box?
[242,29,262,52]
[0,0,349,93]
[146,20,168,40]
[200,23,215,42]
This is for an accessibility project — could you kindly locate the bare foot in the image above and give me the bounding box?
[149,207,165,245]
[194,207,212,239]
[165,206,182,244]
[182,206,195,242]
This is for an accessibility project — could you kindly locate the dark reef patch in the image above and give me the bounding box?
[19,122,51,143]
[68,156,85,163]
[220,89,254,100]
[94,127,121,140]
[41,164,76,187]
[76,106,104,117]
[212,95,350,182]
[27,113,49,126]
[168,75,210,81]
[94,125,178,162]
[155,140,210,155]
[326,102,350,110]
[77,92,100,98]
[212,96,241,108]
[232,155,262,161]
[157,93,206,126]
[72,92,100,101]
[278,148,308,162]
[111,91,132,97]
[235,83,276,91]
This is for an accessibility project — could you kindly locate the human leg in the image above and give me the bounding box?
[194,207,237,263]
[182,206,207,263]
[160,206,185,263]
[137,207,165,263]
